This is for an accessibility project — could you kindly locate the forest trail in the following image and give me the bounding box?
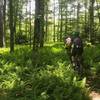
[90,91,100,100]
[88,76,100,100]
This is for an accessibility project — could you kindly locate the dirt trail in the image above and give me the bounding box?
[87,76,100,100]
[90,91,100,100]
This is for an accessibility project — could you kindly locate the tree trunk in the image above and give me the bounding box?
[53,0,56,42]
[76,2,80,31]
[84,0,88,37]
[0,0,4,47]
[33,0,44,50]
[45,2,49,42]
[96,1,100,26]
[9,0,14,52]
[25,1,28,38]
[18,1,22,34]
[57,14,60,42]
[3,0,6,47]
[65,4,68,34]
[59,1,63,42]
[33,0,41,49]
[39,0,44,47]
[89,0,95,42]
[29,0,32,47]
[13,0,18,41]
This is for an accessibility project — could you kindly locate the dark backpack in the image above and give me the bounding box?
[73,37,83,49]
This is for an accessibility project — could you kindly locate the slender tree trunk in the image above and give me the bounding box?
[9,0,14,52]
[25,1,28,38]
[84,0,88,37]
[0,0,4,47]
[40,0,44,47]
[65,4,68,34]
[45,6,48,42]
[89,0,95,42]
[3,0,6,47]
[18,1,22,34]
[76,2,80,31]
[59,1,63,42]
[53,0,56,42]
[96,1,100,25]
[69,0,72,32]
[29,0,32,47]
[13,0,18,41]
[57,14,60,42]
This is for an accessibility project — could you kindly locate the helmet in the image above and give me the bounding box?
[72,31,79,37]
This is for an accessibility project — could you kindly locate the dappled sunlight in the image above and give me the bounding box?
[0,48,9,54]
[0,44,91,100]
[0,0,100,99]
[0,44,100,100]
[51,47,63,53]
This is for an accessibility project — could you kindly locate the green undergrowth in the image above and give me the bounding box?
[83,44,100,92]
[1,43,99,100]
[83,44,100,76]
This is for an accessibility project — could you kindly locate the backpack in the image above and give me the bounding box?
[73,37,83,49]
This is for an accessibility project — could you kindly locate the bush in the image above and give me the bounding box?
[30,65,90,100]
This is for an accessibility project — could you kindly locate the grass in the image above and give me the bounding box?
[0,42,100,100]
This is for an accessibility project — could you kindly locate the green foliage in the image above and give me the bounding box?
[83,44,100,75]
[0,43,92,100]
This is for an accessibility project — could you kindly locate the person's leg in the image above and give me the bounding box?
[75,54,84,76]
[71,47,77,67]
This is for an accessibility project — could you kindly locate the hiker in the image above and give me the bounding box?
[65,35,72,61]
[65,31,83,74]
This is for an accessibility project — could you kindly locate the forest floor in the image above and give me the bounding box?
[89,76,100,100]
[90,91,100,100]
[88,75,100,100]
[0,43,100,100]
